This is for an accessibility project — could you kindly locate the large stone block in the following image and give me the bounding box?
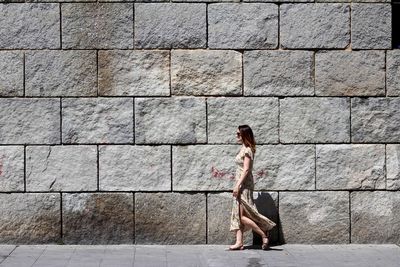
[244,50,313,96]
[135,97,206,144]
[207,192,278,245]
[351,4,391,49]
[351,191,400,243]
[0,51,23,96]
[0,3,59,49]
[316,144,385,190]
[172,145,237,191]
[280,191,349,243]
[0,193,60,243]
[280,97,350,143]
[253,145,315,190]
[26,146,97,191]
[387,51,400,96]
[387,144,400,190]
[207,97,279,144]
[25,50,97,96]
[62,98,133,144]
[134,3,206,48]
[98,50,170,96]
[99,145,171,191]
[315,51,385,96]
[135,193,206,244]
[0,98,60,144]
[63,193,134,244]
[171,50,242,96]
[0,146,24,191]
[208,3,278,49]
[280,4,350,49]
[62,3,133,49]
[351,98,400,143]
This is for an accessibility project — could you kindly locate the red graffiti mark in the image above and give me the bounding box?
[211,166,225,178]
[256,169,267,178]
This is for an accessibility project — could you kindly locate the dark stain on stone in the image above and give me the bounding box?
[0,155,4,176]
[246,257,263,267]
[63,193,134,244]
[98,51,114,96]
[0,213,60,244]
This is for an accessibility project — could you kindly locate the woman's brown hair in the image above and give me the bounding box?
[238,125,256,154]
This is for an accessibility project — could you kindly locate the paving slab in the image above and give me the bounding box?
[0,244,398,267]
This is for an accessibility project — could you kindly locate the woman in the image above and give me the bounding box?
[229,125,276,250]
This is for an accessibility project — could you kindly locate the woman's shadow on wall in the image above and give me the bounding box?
[251,192,284,250]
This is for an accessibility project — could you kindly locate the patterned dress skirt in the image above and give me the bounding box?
[230,187,276,233]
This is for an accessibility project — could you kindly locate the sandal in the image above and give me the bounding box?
[261,232,270,250]
[229,244,244,251]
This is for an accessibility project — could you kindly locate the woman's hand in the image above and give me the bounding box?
[232,184,240,198]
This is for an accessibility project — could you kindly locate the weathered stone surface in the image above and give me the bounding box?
[135,193,206,244]
[351,4,391,49]
[173,145,314,191]
[280,4,350,49]
[62,98,133,144]
[387,51,400,96]
[280,97,350,143]
[316,144,385,190]
[315,51,385,96]
[99,50,170,96]
[207,192,238,245]
[99,145,171,191]
[0,4,59,49]
[134,3,206,48]
[135,97,206,144]
[207,97,279,144]
[25,50,97,96]
[244,50,313,96]
[0,146,24,191]
[208,3,278,49]
[63,193,134,244]
[0,98,60,144]
[280,191,349,243]
[62,3,133,49]
[351,98,400,143]
[351,191,400,243]
[387,145,400,190]
[207,192,278,245]
[0,51,23,96]
[171,50,242,96]
[253,145,315,190]
[172,145,237,191]
[26,146,97,191]
[0,193,60,243]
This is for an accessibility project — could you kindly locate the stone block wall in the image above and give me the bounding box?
[0,0,399,245]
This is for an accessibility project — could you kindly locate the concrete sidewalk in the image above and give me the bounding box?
[0,244,399,267]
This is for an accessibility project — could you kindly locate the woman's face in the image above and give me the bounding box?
[236,129,242,144]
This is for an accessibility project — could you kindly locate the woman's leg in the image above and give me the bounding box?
[239,203,267,239]
[229,228,244,250]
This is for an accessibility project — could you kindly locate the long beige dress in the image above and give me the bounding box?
[230,144,276,233]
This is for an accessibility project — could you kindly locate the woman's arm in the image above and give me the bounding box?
[233,155,252,198]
